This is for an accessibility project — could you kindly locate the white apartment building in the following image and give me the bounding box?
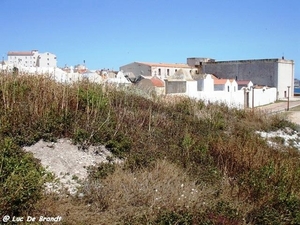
[7,50,57,68]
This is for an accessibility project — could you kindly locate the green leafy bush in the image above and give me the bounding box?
[0,138,51,215]
[247,196,300,224]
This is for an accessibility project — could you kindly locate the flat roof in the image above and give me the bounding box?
[136,61,192,68]
[8,51,34,56]
[206,58,294,64]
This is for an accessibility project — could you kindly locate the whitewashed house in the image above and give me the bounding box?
[237,80,253,90]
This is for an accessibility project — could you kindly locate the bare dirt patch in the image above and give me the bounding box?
[23,138,115,194]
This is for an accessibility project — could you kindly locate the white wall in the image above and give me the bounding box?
[277,61,294,99]
[38,52,57,67]
[8,51,38,67]
[168,75,277,109]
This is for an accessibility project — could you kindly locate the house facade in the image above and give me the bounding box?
[164,72,276,108]
[120,62,197,80]
[7,50,57,68]
[188,58,295,99]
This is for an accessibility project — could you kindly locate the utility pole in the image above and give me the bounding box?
[287,86,291,111]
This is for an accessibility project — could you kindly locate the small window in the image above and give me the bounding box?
[175,69,177,72]
[47,63,49,65]
[47,58,49,61]
[227,86,230,92]
[158,68,161,76]
[167,69,169,76]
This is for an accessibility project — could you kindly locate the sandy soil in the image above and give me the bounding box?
[23,139,116,194]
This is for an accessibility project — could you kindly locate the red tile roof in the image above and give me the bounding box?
[237,80,251,85]
[151,77,164,87]
[214,79,228,85]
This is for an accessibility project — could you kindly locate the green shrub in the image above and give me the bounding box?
[155,210,193,224]
[87,162,116,180]
[105,135,131,158]
[0,138,51,215]
[204,201,241,225]
[247,196,300,224]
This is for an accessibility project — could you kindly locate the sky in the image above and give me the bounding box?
[0,0,299,77]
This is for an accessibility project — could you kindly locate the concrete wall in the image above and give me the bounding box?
[194,87,276,109]
[202,59,294,99]
[165,81,186,94]
[203,60,277,86]
[165,75,277,109]
[252,88,277,107]
[196,90,244,108]
[196,75,214,92]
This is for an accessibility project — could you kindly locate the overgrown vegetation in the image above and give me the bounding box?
[1,73,300,224]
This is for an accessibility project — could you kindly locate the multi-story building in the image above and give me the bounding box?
[188,57,294,99]
[120,62,197,80]
[7,50,57,68]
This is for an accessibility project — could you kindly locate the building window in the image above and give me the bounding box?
[167,69,169,76]
[47,58,49,60]
[158,68,161,76]
[175,69,177,72]
[227,86,230,92]
[47,63,49,65]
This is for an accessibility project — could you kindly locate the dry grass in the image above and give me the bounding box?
[1,73,300,224]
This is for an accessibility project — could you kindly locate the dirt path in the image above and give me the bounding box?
[287,111,300,125]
